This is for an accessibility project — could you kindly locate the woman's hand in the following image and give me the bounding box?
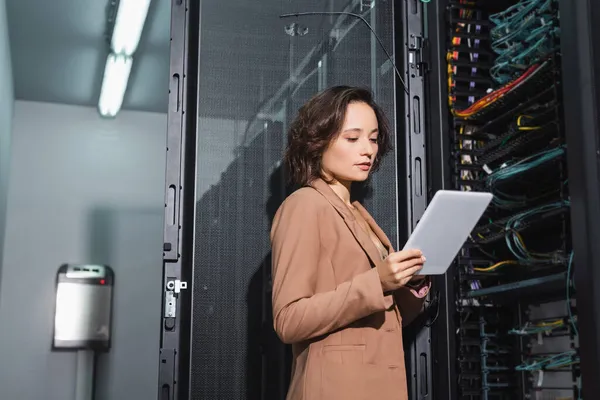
[377,249,425,292]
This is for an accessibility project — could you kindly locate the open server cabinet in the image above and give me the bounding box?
[159,0,600,399]
[424,0,600,399]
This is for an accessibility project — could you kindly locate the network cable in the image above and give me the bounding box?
[489,0,554,28]
[473,260,518,272]
[490,25,560,84]
[566,251,579,336]
[504,200,570,264]
[485,145,564,192]
[508,319,565,335]
[515,350,578,371]
[453,59,548,118]
[488,0,560,84]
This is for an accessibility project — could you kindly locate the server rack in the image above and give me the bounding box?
[425,0,600,399]
[159,0,600,400]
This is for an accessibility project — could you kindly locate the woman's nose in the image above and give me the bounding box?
[361,139,374,156]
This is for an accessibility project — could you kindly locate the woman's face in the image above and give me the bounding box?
[321,101,379,185]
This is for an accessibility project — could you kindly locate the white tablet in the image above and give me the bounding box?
[402,190,493,275]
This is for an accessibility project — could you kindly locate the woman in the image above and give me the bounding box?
[270,86,431,400]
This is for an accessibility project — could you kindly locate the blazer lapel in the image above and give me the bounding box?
[309,179,387,267]
[352,202,395,254]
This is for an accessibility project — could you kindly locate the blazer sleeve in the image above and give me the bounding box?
[394,277,431,327]
[270,194,389,344]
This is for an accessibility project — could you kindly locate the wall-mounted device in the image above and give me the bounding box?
[53,264,115,352]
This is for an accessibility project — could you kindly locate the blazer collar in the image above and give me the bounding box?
[352,201,394,252]
[308,178,394,265]
[309,178,355,221]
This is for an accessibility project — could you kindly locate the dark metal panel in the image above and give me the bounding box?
[159,1,200,399]
[421,0,458,398]
[559,0,600,396]
[395,0,433,399]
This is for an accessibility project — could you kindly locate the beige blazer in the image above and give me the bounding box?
[270,178,429,400]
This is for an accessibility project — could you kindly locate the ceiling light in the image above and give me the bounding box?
[111,0,152,56]
[98,53,133,118]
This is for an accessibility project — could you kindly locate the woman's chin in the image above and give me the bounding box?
[350,172,371,182]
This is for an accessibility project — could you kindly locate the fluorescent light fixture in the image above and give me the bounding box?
[111,0,152,56]
[98,0,151,117]
[98,53,133,118]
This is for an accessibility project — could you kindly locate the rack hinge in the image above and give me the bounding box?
[408,35,429,76]
[164,279,188,330]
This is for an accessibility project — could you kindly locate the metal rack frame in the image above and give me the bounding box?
[394,0,434,398]
[159,1,200,399]
[559,0,600,396]
[423,0,458,399]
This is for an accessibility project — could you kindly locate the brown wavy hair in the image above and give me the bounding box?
[284,86,392,187]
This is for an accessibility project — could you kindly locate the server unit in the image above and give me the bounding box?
[159,0,600,399]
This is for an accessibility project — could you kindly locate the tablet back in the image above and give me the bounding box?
[402,190,493,275]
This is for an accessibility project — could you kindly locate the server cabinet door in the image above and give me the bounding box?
[160,1,404,399]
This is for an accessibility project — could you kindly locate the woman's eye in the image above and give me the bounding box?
[347,138,358,142]
[370,138,378,143]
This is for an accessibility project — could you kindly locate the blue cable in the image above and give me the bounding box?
[503,200,570,263]
[515,350,577,371]
[485,146,565,207]
[567,251,579,336]
[488,0,559,83]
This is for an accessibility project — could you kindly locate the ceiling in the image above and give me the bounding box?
[6,0,171,114]
[4,0,389,120]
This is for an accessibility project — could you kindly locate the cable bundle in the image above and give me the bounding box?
[476,115,558,168]
[515,350,578,371]
[489,0,560,84]
[485,146,564,208]
[485,146,564,186]
[508,319,565,336]
[453,59,551,119]
[504,200,570,264]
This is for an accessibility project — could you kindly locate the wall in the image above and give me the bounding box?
[0,101,167,400]
[0,0,14,284]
